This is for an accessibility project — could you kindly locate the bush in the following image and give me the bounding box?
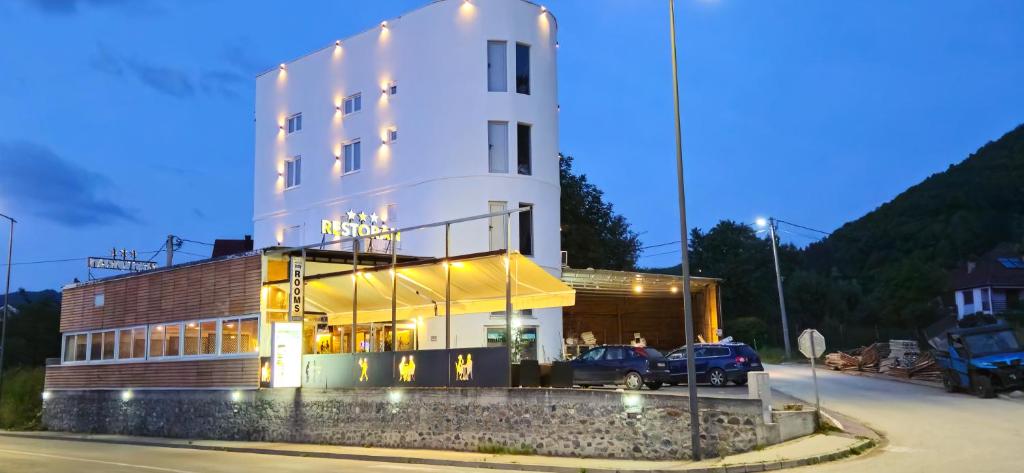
[0,366,45,430]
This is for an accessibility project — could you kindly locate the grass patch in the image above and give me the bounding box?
[0,366,45,430]
[477,442,536,455]
[756,347,787,364]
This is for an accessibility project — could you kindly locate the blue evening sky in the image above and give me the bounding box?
[1,0,1022,291]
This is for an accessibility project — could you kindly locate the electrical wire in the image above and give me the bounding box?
[775,219,831,236]
[640,240,682,251]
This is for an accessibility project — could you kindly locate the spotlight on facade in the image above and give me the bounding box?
[41,390,52,400]
[540,6,547,13]
[380,21,388,28]
[335,40,341,47]
[121,390,133,402]
[670,286,679,294]
[279,63,286,70]
[633,285,643,294]
[230,390,242,402]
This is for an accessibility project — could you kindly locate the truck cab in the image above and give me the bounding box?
[936,323,1024,398]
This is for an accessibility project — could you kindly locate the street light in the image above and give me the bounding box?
[756,217,792,359]
[0,212,14,404]
[668,0,701,460]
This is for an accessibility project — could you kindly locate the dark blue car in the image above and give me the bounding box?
[570,345,671,390]
[666,343,764,387]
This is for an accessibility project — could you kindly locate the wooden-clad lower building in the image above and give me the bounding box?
[46,252,264,391]
[561,268,721,352]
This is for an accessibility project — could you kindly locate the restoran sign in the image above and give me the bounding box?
[321,210,400,241]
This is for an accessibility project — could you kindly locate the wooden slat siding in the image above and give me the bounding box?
[44,358,259,390]
[60,255,262,333]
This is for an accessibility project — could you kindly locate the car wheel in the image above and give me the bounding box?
[972,374,995,398]
[645,382,663,390]
[624,371,644,391]
[707,368,727,387]
[942,371,958,393]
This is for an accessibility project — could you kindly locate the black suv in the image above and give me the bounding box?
[666,343,764,387]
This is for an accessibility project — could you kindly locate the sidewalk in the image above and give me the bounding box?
[0,429,875,473]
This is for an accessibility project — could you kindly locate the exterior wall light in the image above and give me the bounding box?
[42,391,52,400]
[121,390,133,401]
[230,390,242,402]
[670,286,679,294]
[380,21,388,28]
[335,154,341,161]
[279,63,286,70]
[335,40,341,47]
[388,389,403,403]
[540,6,547,13]
[633,285,643,293]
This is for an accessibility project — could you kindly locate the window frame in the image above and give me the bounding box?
[343,139,362,175]
[286,112,303,134]
[487,40,508,92]
[516,122,532,176]
[285,156,302,189]
[61,332,90,364]
[116,325,148,361]
[487,121,509,173]
[518,202,534,256]
[343,93,362,116]
[515,42,531,95]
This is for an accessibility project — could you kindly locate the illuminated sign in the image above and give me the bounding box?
[358,357,369,382]
[289,257,304,321]
[454,354,474,381]
[321,210,400,241]
[271,322,302,388]
[88,257,159,272]
[398,355,417,382]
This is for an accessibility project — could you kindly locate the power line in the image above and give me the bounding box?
[775,219,831,236]
[2,257,87,266]
[640,240,681,251]
[638,248,682,259]
[179,238,214,246]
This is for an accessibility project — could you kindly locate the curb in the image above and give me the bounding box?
[0,431,876,473]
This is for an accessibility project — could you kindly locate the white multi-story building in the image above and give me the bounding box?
[253,0,563,361]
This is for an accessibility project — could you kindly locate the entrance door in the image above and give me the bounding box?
[488,201,507,251]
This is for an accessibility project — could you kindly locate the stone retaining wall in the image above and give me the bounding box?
[43,388,769,460]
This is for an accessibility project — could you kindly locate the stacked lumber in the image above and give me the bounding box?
[826,340,943,383]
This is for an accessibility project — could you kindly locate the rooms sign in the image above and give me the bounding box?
[321,209,400,241]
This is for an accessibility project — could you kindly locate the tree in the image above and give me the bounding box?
[560,153,642,270]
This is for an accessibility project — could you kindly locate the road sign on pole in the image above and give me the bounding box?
[798,329,825,421]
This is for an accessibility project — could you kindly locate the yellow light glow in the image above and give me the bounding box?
[633,285,643,293]
[335,40,341,47]
[279,63,286,70]
[451,262,465,268]
[670,286,679,294]
[380,21,388,28]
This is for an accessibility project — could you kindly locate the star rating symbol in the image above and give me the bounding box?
[370,213,379,223]
[358,211,368,222]
[346,210,357,221]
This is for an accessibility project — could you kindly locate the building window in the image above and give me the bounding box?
[487,40,507,92]
[89,330,116,361]
[962,290,974,305]
[386,127,398,144]
[344,93,362,115]
[386,81,398,96]
[63,333,86,362]
[344,140,361,174]
[517,326,538,361]
[94,292,104,307]
[219,316,258,354]
[488,201,508,251]
[117,327,145,360]
[516,123,531,175]
[286,113,302,133]
[221,319,239,354]
[515,43,530,94]
[183,321,200,355]
[149,325,167,358]
[488,121,509,173]
[165,323,181,356]
[200,320,218,355]
[486,327,506,348]
[519,203,533,256]
[981,288,991,312]
[285,157,301,188]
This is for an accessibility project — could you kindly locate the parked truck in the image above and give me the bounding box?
[934,321,1024,398]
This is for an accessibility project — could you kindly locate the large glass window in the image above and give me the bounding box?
[149,325,167,358]
[101,330,115,360]
[240,317,259,353]
[516,123,531,175]
[488,121,508,173]
[75,334,87,361]
[486,327,506,348]
[89,332,102,361]
[487,40,507,92]
[344,141,361,174]
[118,329,132,359]
[515,43,530,94]
[221,319,239,354]
[184,321,200,355]
[165,323,181,356]
[200,320,218,355]
[518,203,533,256]
[132,327,146,358]
[63,334,83,362]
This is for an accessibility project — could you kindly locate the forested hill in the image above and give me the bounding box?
[803,123,1024,325]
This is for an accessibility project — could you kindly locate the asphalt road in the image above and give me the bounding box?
[766,363,1024,473]
[0,435,524,473]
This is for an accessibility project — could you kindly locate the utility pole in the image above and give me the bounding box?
[166,234,175,267]
[668,0,701,460]
[767,218,792,359]
[0,213,15,404]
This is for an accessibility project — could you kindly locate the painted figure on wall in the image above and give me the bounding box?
[358,357,369,382]
[455,354,474,381]
[398,355,416,382]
